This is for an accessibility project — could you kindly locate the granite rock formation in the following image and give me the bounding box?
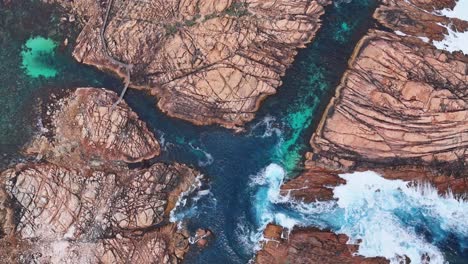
[312,29,468,173]
[256,1,468,263]
[26,88,160,168]
[49,0,331,130]
[256,224,388,264]
[0,88,200,263]
[255,160,467,264]
[374,0,468,42]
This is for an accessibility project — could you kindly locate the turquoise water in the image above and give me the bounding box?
[1,0,467,263]
[0,0,120,165]
[21,36,58,78]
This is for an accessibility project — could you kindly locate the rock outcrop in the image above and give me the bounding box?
[257,1,468,263]
[49,0,331,130]
[256,224,388,264]
[255,161,467,264]
[0,88,200,263]
[26,88,160,168]
[311,29,468,173]
[374,0,468,42]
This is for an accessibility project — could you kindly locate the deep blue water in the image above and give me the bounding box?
[1,1,467,263]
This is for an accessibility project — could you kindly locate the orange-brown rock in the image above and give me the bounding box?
[255,162,467,264]
[18,223,188,264]
[311,30,468,174]
[27,88,160,168]
[279,163,344,202]
[294,161,468,201]
[3,162,197,239]
[256,224,388,264]
[50,0,331,130]
[374,0,468,43]
[257,2,468,263]
[0,88,201,263]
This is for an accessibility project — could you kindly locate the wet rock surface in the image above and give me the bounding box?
[0,88,200,263]
[256,224,388,264]
[374,0,468,42]
[256,1,468,263]
[49,0,331,129]
[255,160,467,264]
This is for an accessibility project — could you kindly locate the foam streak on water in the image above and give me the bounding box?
[252,167,468,264]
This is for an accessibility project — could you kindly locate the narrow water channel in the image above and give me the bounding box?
[1,1,466,263]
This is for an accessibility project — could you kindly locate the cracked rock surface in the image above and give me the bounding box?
[256,224,388,264]
[0,88,199,263]
[311,30,468,172]
[256,1,468,263]
[255,160,467,264]
[48,0,330,130]
[374,0,468,43]
[26,88,160,168]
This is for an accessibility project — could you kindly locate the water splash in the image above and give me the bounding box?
[330,171,467,264]
[433,23,468,55]
[251,167,468,264]
[170,174,210,222]
[436,0,468,22]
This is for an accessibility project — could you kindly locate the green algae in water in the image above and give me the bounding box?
[21,36,58,78]
[268,0,378,175]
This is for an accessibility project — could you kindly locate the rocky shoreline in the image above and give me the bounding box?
[0,88,202,263]
[255,0,468,263]
[1,0,467,263]
[46,0,332,130]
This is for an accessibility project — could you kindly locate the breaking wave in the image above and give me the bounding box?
[170,174,214,222]
[249,166,468,264]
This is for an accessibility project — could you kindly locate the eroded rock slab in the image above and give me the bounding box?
[256,224,388,264]
[27,88,160,168]
[3,162,197,239]
[374,0,468,43]
[0,88,200,263]
[49,0,330,129]
[311,30,468,173]
[255,160,467,264]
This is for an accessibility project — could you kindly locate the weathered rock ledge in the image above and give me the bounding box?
[256,224,388,264]
[257,1,468,263]
[374,0,468,43]
[0,88,201,263]
[49,0,331,130]
[312,29,468,174]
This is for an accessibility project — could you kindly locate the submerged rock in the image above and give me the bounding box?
[0,88,200,263]
[48,0,331,130]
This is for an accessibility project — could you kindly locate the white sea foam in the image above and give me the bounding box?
[189,143,214,167]
[248,115,283,139]
[433,23,468,55]
[332,171,468,264]
[170,174,206,222]
[250,166,468,264]
[437,0,468,21]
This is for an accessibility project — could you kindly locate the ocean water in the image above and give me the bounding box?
[0,0,467,263]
